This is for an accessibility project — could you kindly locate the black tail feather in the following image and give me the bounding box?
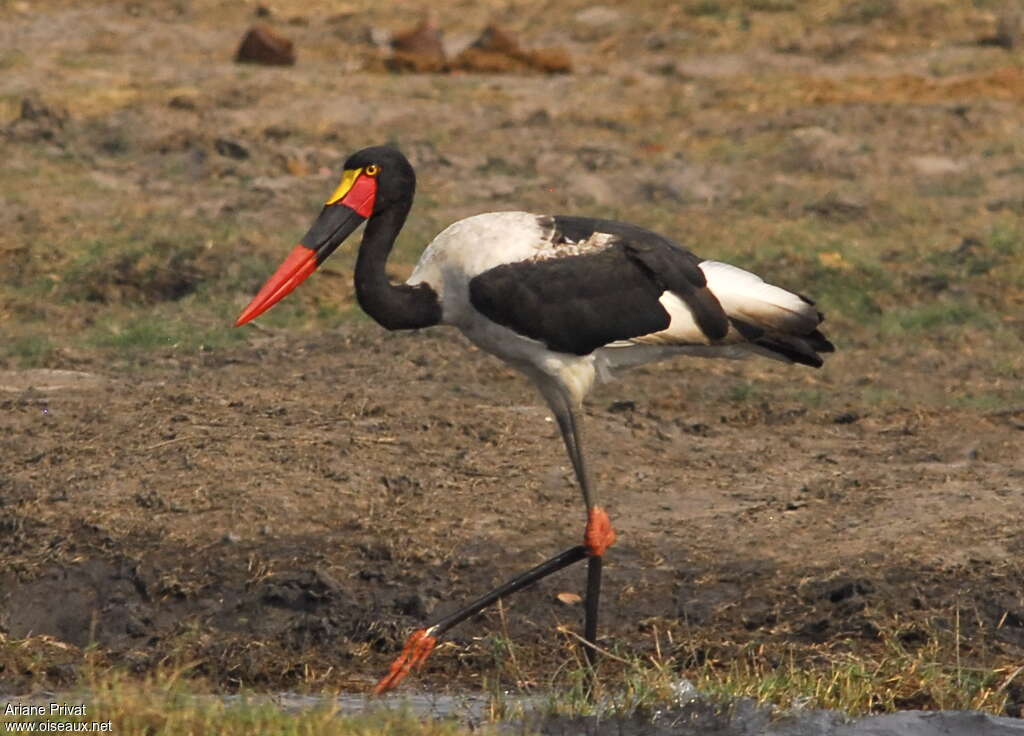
[806,329,835,353]
[754,334,826,368]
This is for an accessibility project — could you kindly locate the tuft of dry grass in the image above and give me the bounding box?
[0,660,480,736]
[476,619,1020,718]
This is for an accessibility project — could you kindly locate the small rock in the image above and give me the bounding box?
[235,24,296,66]
[574,6,622,27]
[263,125,293,141]
[222,532,241,544]
[214,138,249,159]
[556,592,582,606]
[833,411,859,424]
[655,423,678,441]
[365,26,391,48]
[909,155,964,176]
[608,400,636,413]
[524,109,551,126]
[168,94,197,110]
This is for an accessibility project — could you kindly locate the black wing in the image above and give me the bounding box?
[468,215,729,356]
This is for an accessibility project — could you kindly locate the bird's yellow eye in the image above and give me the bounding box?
[365,164,380,176]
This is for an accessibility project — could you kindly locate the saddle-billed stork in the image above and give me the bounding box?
[235,145,834,694]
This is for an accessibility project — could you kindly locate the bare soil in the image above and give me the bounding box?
[0,0,1022,715]
[2,327,1022,705]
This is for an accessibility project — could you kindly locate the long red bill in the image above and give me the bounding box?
[235,245,318,326]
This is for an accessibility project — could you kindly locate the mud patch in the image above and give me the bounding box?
[0,328,1021,712]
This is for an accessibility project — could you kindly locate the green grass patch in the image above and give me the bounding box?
[830,0,898,24]
[686,0,728,17]
[726,380,761,403]
[881,300,994,335]
[86,313,247,353]
[952,388,1024,411]
[918,174,987,200]
[744,0,796,12]
[4,334,55,367]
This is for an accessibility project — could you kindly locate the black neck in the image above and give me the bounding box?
[354,203,442,331]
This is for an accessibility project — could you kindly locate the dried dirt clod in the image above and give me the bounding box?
[214,138,250,160]
[4,97,69,144]
[525,48,572,74]
[388,17,447,73]
[991,2,1023,49]
[235,23,295,66]
[451,24,571,74]
[472,24,522,56]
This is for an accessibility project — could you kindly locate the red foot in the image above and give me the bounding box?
[372,628,438,695]
[584,506,616,557]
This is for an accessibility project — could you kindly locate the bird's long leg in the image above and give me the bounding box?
[374,384,615,695]
[374,545,589,695]
[549,399,617,672]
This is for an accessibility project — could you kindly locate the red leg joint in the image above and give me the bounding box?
[584,506,616,557]
[373,628,438,695]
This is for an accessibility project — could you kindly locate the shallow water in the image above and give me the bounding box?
[233,690,514,727]
[530,701,1024,736]
[5,688,1023,735]
[238,687,1024,736]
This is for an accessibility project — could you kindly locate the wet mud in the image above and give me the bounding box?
[1,328,1022,715]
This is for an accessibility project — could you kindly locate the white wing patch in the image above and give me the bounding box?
[700,260,819,333]
[624,260,819,348]
[630,292,713,345]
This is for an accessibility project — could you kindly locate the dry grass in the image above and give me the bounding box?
[0,657,478,736]
[492,618,1021,718]
[3,619,1018,734]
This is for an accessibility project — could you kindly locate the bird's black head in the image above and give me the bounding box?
[234,144,416,327]
[338,145,416,216]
